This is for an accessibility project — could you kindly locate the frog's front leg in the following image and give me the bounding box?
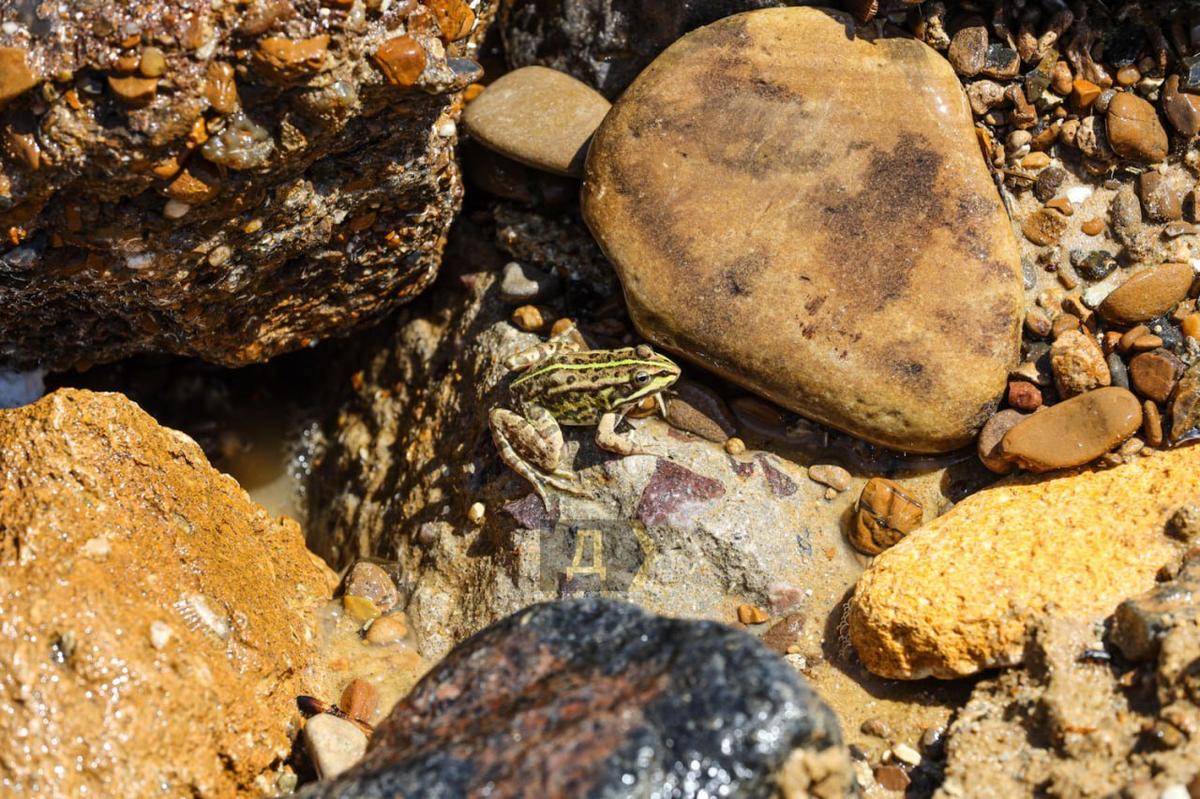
[489,405,583,506]
[595,409,647,457]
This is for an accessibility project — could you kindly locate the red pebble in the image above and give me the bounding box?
[1007,380,1043,412]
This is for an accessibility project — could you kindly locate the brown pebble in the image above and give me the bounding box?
[724,437,746,455]
[1051,60,1073,95]
[1045,196,1073,216]
[344,561,398,612]
[1102,331,1123,354]
[1024,307,1053,338]
[139,47,167,78]
[0,47,39,107]
[1099,262,1195,324]
[809,463,851,491]
[737,604,769,625]
[1022,208,1068,245]
[1162,74,1200,137]
[364,613,408,645]
[1081,217,1105,236]
[372,36,427,87]
[164,162,222,204]
[977,409,1026,474]
[1106,91,1169,162]
[1138,172,1183,221]
[760,613,805,654]
[874,765,911,792]
[1050,329,1111,398]
[1181,314,1200,340]
[665,380,737,443]
[860,718,893,738]
[511,305,546,332]
[1022,152,1050,170]
[1051,312,1081,339]
[255,35,330,83]
[1007,380,1042,411]
[338,678,379,723]
[1000,387,1142,471]
[431,0,476,41]
[107,74,158,105]
[1130,334,1164,351]
[1129,349,1184,403]
[1143,400,1163,447]
[205,61,239,114]
[1115,65,1140,87]
[947,24,988,77]
[1119,324,1152,353]
[1071,79,1101,109]
[851,477,923,555]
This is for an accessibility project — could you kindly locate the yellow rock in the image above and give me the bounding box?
[848,446,1193,679]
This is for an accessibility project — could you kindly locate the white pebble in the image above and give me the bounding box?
[1082,283,1113,310]
[467,501,486,524]
[436,120,457,138]
[304,713,368,779]
[1160,786,1189,799]
[163,199,192,219]
[1065,185,1093,205]
[81,537,111,559]
[891,743,921,766]
[149,621,174,649]
[0,369,44,409]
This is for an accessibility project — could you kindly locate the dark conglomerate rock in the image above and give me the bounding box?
[498,0,785,99]
[0,0,493,370]
[303,598,854,798]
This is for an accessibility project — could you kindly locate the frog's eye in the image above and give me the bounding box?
[634,371,651,385]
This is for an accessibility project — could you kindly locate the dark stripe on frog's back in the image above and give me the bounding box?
[511,350,660,426]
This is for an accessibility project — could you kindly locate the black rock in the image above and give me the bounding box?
[302,598,853,798]
[500,0,786,99]
[1075,250,1118,282]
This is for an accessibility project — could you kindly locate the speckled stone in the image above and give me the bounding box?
[849,445,1194,679]
[582,8,1023,453]
[463,66,611,177]
[304,598,853,797]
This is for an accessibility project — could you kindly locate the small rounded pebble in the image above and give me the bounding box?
[1182,314,1200,340]
[1081,218,1105,236]
[343,594,381,623]
[1022,208,1068,245]
[1050,329,1111,398]
[1007,380,1042,411]
[511,304,546,332]
[1106,91,1169,162]
[808,463,851,492]
[1000,387,1142,472]
[467,501,486,524]
[365,613,408,645]
[736,604,769,625]
[304,713,367,780]
[339,678,379,723]
[851,477,923,556]
[860,718,892,738]
[1143,400,1164,447]
[1166,502,1200,541]
[874,764,911,792]
[977,409,1026,474]
[344,561,398,612]
[1099,263,1195,325]
[1129,349,1184,403]
[499,261,558,304]
[724,436,746,455]
[891,743,921,767]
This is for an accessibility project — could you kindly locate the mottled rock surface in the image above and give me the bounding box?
[937,575,1200,798]
[850,445,1197,679]
[582,8,1024,453]
[499,0,785,99]
[0,389,335,797]
[0,0,493,369]
[302,599,853,798]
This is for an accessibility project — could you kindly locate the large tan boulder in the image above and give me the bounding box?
[0,389,335,796]
[848,446,1195,679]
[581,7,1024,453]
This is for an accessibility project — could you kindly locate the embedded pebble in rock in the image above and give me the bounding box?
[1049,329,1110,398]
[849,443,1198,679]
[977,409,1025,474]
[304,714,369,780]
[1112,551,1200,661]
[1000,387,1142,472]
[809,463,851,492]
[582,8,1024,453]
[851,478,923,556]
[1128,349,1184,404]
[303,599,853,798]
[0,390,335,796]
[463,66,611,177]
[1169,362,1200,443]
[1138,172,1183,221]
[1022,208,1069,245]
[498,261,560,304]
[344,562,399,613]
[1106,91,1169,162]
[1099,262,1195,325]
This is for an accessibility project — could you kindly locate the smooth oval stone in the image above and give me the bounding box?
[581,8,1024,453]
[1000,386,1142,472]
[1106,91,1169,162]
[1098,262,1195,324]
[463,65,611,177]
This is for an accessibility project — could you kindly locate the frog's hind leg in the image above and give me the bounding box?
[503,323,588,372]
[489,407,583,505]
